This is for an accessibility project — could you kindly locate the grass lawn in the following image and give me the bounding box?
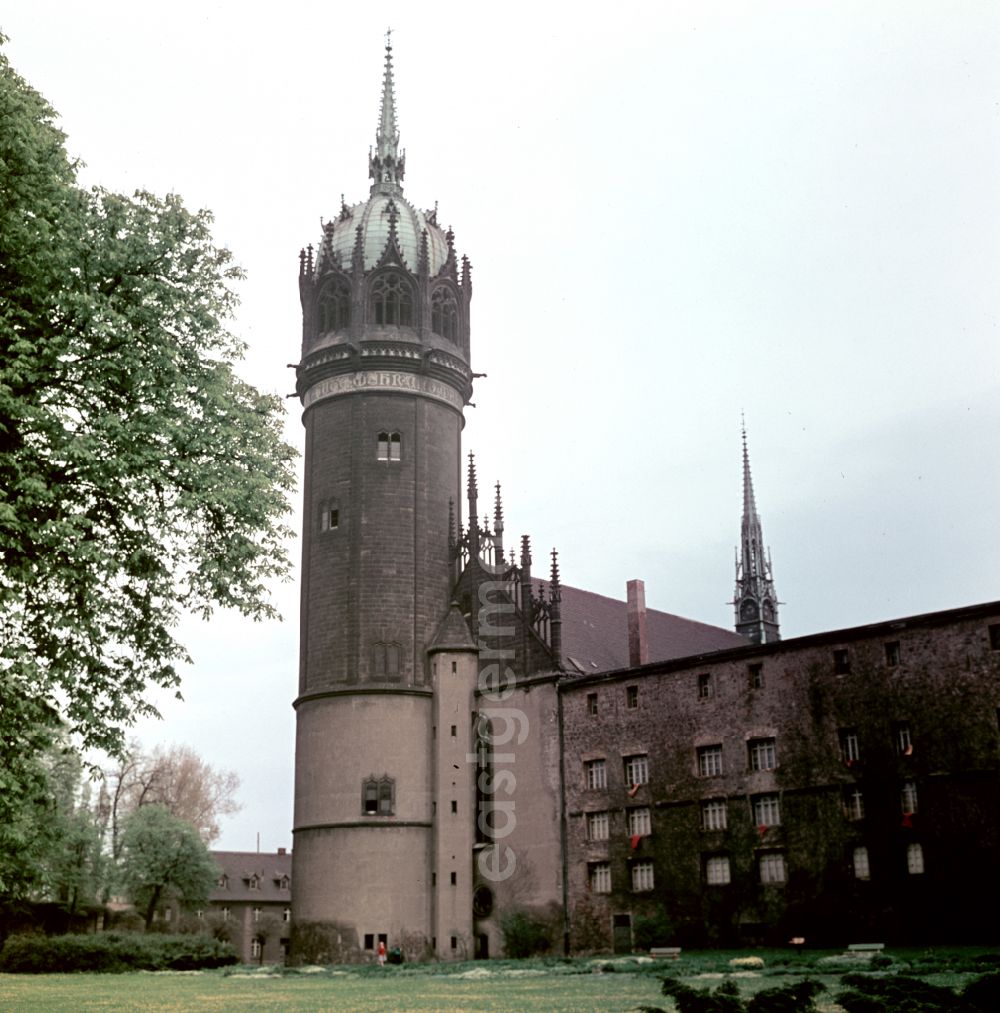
[1,948,997,1012]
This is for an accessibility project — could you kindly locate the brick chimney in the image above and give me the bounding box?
[277,847,287,856]
[627,579,649,667]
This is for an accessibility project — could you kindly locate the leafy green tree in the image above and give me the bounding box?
[118,805,218,930]
[0,40,296,759]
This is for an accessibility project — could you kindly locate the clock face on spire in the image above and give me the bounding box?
[741,600,759,621]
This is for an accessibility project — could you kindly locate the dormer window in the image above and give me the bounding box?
[217,874,228,889]
[248,874,260,891]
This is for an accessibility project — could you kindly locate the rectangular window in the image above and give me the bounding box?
[834,649,851,673]
[626,685,639,709]
[251,937,261,959]
[283,907,291,923]
[389,433,401,461]
[627,807,651,837]
[901,780,918,815]
[697,673,713,699]
[759,851,787,884]
[906,842,925,875]
[989,624,1000,650]
[748,663,764,689]
[631,860,655,892]
[844,788,865,821]
[450,871,457,885]
[753,794,781,827]
[748,737,777,771]
[698,745,724,777]
[701,798,728,831]
[885,641,901,666]
[705,854,731,885]
[895,722,913,755]
[589,862,611,893]
[451,800,458,814]
[624,754,649,787]
[450,725,457,737]
[853,846,871,880]
[364,933,374,950]
[587,693,598,716]
[587,811,610,841]
[222,907,230,921]
[253,907,261,923]
[586,759,607,789]
[839,728,861,764]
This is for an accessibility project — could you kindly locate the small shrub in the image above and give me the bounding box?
[634,906,674,950]
[0,932,236,973]
[499,909,552,958]
[746,979,824,1013]
[834,975,961,1013]
[661,976,743,1013]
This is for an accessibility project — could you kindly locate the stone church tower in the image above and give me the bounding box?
[291,39,476,959]
[733,424,780,643]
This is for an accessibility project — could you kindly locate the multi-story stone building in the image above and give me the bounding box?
[289,39,1000,960]
[205,850,292,964]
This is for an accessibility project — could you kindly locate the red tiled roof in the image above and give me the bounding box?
[552,583,747,674]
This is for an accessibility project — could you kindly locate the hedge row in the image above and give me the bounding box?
[0,932,238,973]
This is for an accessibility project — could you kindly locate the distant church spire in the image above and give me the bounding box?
[369,30,405,196]
[734,421,780,643]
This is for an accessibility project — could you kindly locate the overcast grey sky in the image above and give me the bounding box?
[5,2,998,852]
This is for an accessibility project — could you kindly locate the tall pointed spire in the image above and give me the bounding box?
[369,30,406,196]
[733,420,780,644]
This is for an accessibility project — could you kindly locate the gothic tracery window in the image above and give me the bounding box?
[319,278,351,332]
[362,775,395,815]
[370,272,413,326]
[430,286,459,341]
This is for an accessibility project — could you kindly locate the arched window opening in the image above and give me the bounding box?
[370,273,413,326]
[431,287,459,341]
[362,775,395,816]
[376,431,402,462]
[319,279,351,333]
[372,641,402,679]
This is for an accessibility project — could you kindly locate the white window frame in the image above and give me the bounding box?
[698,745,724,777]
[840,729,861,763]
[624,754,649,787]
[587,811,610,841]
[589,862,611,893]
[705,855,731,885]
[701,798,728,830]
[901,780,918,815]
[906,842,925,875]
[753,794,781,826]
[853,846,871,880]
[759,851,786,884]
[627,807,651,837]
[749,737,777,771]
[586,759,607,790]
[631,860,655,892]
[845,789,865,821]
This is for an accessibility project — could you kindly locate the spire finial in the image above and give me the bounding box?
[467,453,480,555]
[369,32,405,195]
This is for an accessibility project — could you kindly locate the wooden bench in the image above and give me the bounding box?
[650,947,682,960]
[846,943,884,958]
